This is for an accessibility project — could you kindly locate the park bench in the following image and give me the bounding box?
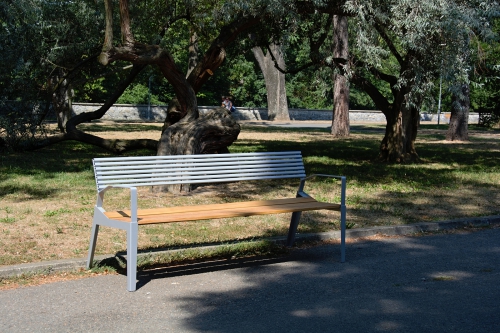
[86,151,346,291]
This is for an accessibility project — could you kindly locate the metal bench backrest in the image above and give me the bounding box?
[93,151,306,192]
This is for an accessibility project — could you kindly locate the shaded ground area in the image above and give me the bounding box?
[0,227,498,332]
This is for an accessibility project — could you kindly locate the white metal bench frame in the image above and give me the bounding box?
[86,151,346,291]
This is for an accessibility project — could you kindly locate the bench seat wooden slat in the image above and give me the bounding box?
[105,197,315,219]
[104,197,340,224]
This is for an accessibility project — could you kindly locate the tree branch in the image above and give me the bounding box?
[350,56,392,113]
[54,64,160,153]
[187,14,262,92]
[99,0,114,65]
[351,72,391,115]
[374,22,404,66]
[158,13,190,39]
[309,13,334,63]
[264,13,334,75]
[355,58,398,87]
[119,0,134,46]
[66,64,146,129]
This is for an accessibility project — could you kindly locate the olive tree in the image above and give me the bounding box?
[0,0,117,151]
[89,0,348,158]
[345,0,500,162]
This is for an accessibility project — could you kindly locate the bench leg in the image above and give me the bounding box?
[286,211,302,246]
[340,204,346,263]
[127,222,139,292]
[86,223,100,269]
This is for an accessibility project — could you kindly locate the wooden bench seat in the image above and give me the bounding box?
[86,151,346,291]
[104,197,341,224]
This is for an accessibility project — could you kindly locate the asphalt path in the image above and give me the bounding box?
[1,227,499,332]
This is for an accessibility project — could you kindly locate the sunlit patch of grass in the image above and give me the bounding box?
[44,208,71,217]
[0,217,15,224]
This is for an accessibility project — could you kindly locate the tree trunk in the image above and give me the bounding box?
[48,68,73,133]
[252,44,290,121]
[152,15,260,162]
[351,49,421,163]
[96,1,263,192]
[446,83,470,141]
[157,107,239,156]
[331,15,350,137]
[353,72,420,163]
[186,30,199,78]
[379,92,420,163]
[156,107,240,192]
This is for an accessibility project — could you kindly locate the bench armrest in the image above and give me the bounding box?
[298,174,346,206]
[96,185,138,222]
[299,174,347,262]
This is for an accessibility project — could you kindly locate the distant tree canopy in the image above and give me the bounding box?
[0,0,105,147]
[1,0,499,159]
[470,19,500,126]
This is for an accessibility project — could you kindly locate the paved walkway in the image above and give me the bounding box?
[1,226,499,332]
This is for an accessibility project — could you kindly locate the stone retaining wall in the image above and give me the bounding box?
[72,103,480,124]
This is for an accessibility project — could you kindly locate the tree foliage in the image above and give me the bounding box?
[0,0,105,150]
[470,19,500,127]
[3,0,500,158]
[343,0,500,161]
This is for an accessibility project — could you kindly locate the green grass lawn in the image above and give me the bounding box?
[0,122,499,268]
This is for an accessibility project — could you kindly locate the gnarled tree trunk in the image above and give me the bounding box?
[352,66,420,163]
[96,0,259,175]
[379,101,420,163]
[157,107,240,192]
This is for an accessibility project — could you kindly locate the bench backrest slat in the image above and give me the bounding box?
[93,151,306,191]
